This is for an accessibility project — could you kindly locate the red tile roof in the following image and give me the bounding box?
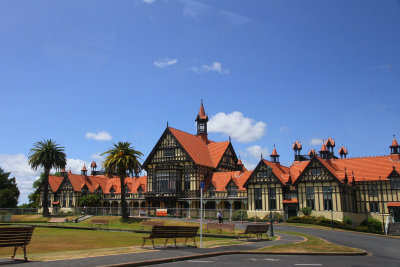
[49,176,63,192]
[387,202,400,207]
[81,165,87,171]
[325,137,335,147]
[263,160,290,184]
[320,143,328,152]
[205,171,252,191]
[169,127,214,167]
[208,141,230,167]
[308,148,316,156]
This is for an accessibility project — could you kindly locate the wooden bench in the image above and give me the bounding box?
[90,219,109,228]
[140,220,165,230]
[205,222,235,233]
[48,218,66,225]
[142,225,199,248]
[238,224,269,240]
[0,227,35,261]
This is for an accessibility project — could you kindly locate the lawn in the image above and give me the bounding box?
[0,223,244,261]
[256,231,364,253]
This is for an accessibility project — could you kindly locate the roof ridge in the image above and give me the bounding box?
[168,126,216,143]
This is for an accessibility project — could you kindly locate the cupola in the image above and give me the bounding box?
[325,137,335,154]
[81,164,88,176]
[292,140,302,160]
[270,145,280,163]
[390,135,400,154]
[90,161,97,174]
[339,145,348,159]
[319,142,329,159]
[308,148,316,157]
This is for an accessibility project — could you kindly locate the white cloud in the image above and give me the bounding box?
[240,159,257,171]
[192,62,229,74]
[246,145,269,159]
[154,58,178,68]
[208,112,267,143]
[0,154,42,205]
[181,0,209,18]
[0,154,91,204]
[142,0,156,4]
[310,138,323,145]
[85,131,112,141]
[279,126,290,133]
[90,153,103,161]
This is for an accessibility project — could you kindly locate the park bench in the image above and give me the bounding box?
[90,219,109,228]
[142,225,199,248]
[140,220,165,230]
[0,226,35,261]
[205,222,235,234]
[238,224,269,240]
[48,218,66,225]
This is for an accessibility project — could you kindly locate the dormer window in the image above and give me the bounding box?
[390,177,400,190]
[164,149,175,158]
[110,187,115,198]
[138,186,143,197]
[208,185,215,197]
[227,184,238,197]
[81,186,88,196]
[95,187,103,195]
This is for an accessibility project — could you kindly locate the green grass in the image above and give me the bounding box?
[0,218,247,261]
[256,231,363,253]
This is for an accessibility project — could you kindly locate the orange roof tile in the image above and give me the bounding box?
[81,165,87,171]
[320,143,328,152]
[207,141,230,167]
[206,171,252,191]
[388,202,400,207]
[169,127,214,168]
[308,148,316,156]
[48,176,63,192]
[263,160,290,184]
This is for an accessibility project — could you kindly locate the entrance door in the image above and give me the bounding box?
[391,207,400,222]
[285,205,298,220]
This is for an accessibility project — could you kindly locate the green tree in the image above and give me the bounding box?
[0,168,20,208]
[102,141,143,220]
[28,139,67,217]
[79,194,101,207]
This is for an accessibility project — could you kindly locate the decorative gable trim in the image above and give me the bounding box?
[294,157,341,185]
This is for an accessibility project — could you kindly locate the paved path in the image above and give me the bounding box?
[0,233,302,267]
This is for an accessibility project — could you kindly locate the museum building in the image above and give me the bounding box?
[42,103,400,224]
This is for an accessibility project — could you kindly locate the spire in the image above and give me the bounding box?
[197,99,208,120]
[293,140,302,160]
[319,143,329,159]
[270,145,280,163]
[308,148,316,156]
[339,145,348,158]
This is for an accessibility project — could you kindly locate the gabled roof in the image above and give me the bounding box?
[169,127,214,167]
[262,160,290,184]
[205,171,252,191]
[49,176,63,192]
[207,141,231,167]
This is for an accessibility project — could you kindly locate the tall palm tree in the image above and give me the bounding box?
[28,139,67,217]
[102,141,143,220]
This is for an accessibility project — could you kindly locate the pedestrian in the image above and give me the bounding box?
[217,210,223,223]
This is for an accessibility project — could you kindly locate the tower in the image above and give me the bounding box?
[390,135,400,154]
[195,100,209,143]
[81,164,88,176]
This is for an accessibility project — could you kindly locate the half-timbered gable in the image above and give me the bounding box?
[294,157,341,184]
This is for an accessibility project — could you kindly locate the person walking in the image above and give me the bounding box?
[217,210,223,223]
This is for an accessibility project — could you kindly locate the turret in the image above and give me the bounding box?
[270,145,280,163]
[81,164,88,176]
[195,100,209,143]
[390,135,400,154]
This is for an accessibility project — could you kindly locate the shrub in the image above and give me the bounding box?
[343,216,352,226]
[232,210,247,221]
[273,212,284,222]
[360,217,383,233]
[301,207,312,216]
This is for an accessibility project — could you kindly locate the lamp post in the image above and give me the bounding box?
[267,166,274,237]
[200,181,204,248]
[330,187,334,230]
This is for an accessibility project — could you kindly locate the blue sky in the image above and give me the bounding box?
[1,0,400,204]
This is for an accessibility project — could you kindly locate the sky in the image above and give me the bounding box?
[1,0,400,204]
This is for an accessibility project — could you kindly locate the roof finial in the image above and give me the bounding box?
[229,136,231,142]
[201,99,203,105]
[261,153,263,159]
[167,121,169,127]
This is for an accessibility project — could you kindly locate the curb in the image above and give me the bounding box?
[100,250,368,267]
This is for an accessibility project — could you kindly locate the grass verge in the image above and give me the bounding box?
[256,231,364,253]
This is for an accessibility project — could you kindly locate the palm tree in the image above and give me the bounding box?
[102,141,143,220]
[28,139,67,217]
